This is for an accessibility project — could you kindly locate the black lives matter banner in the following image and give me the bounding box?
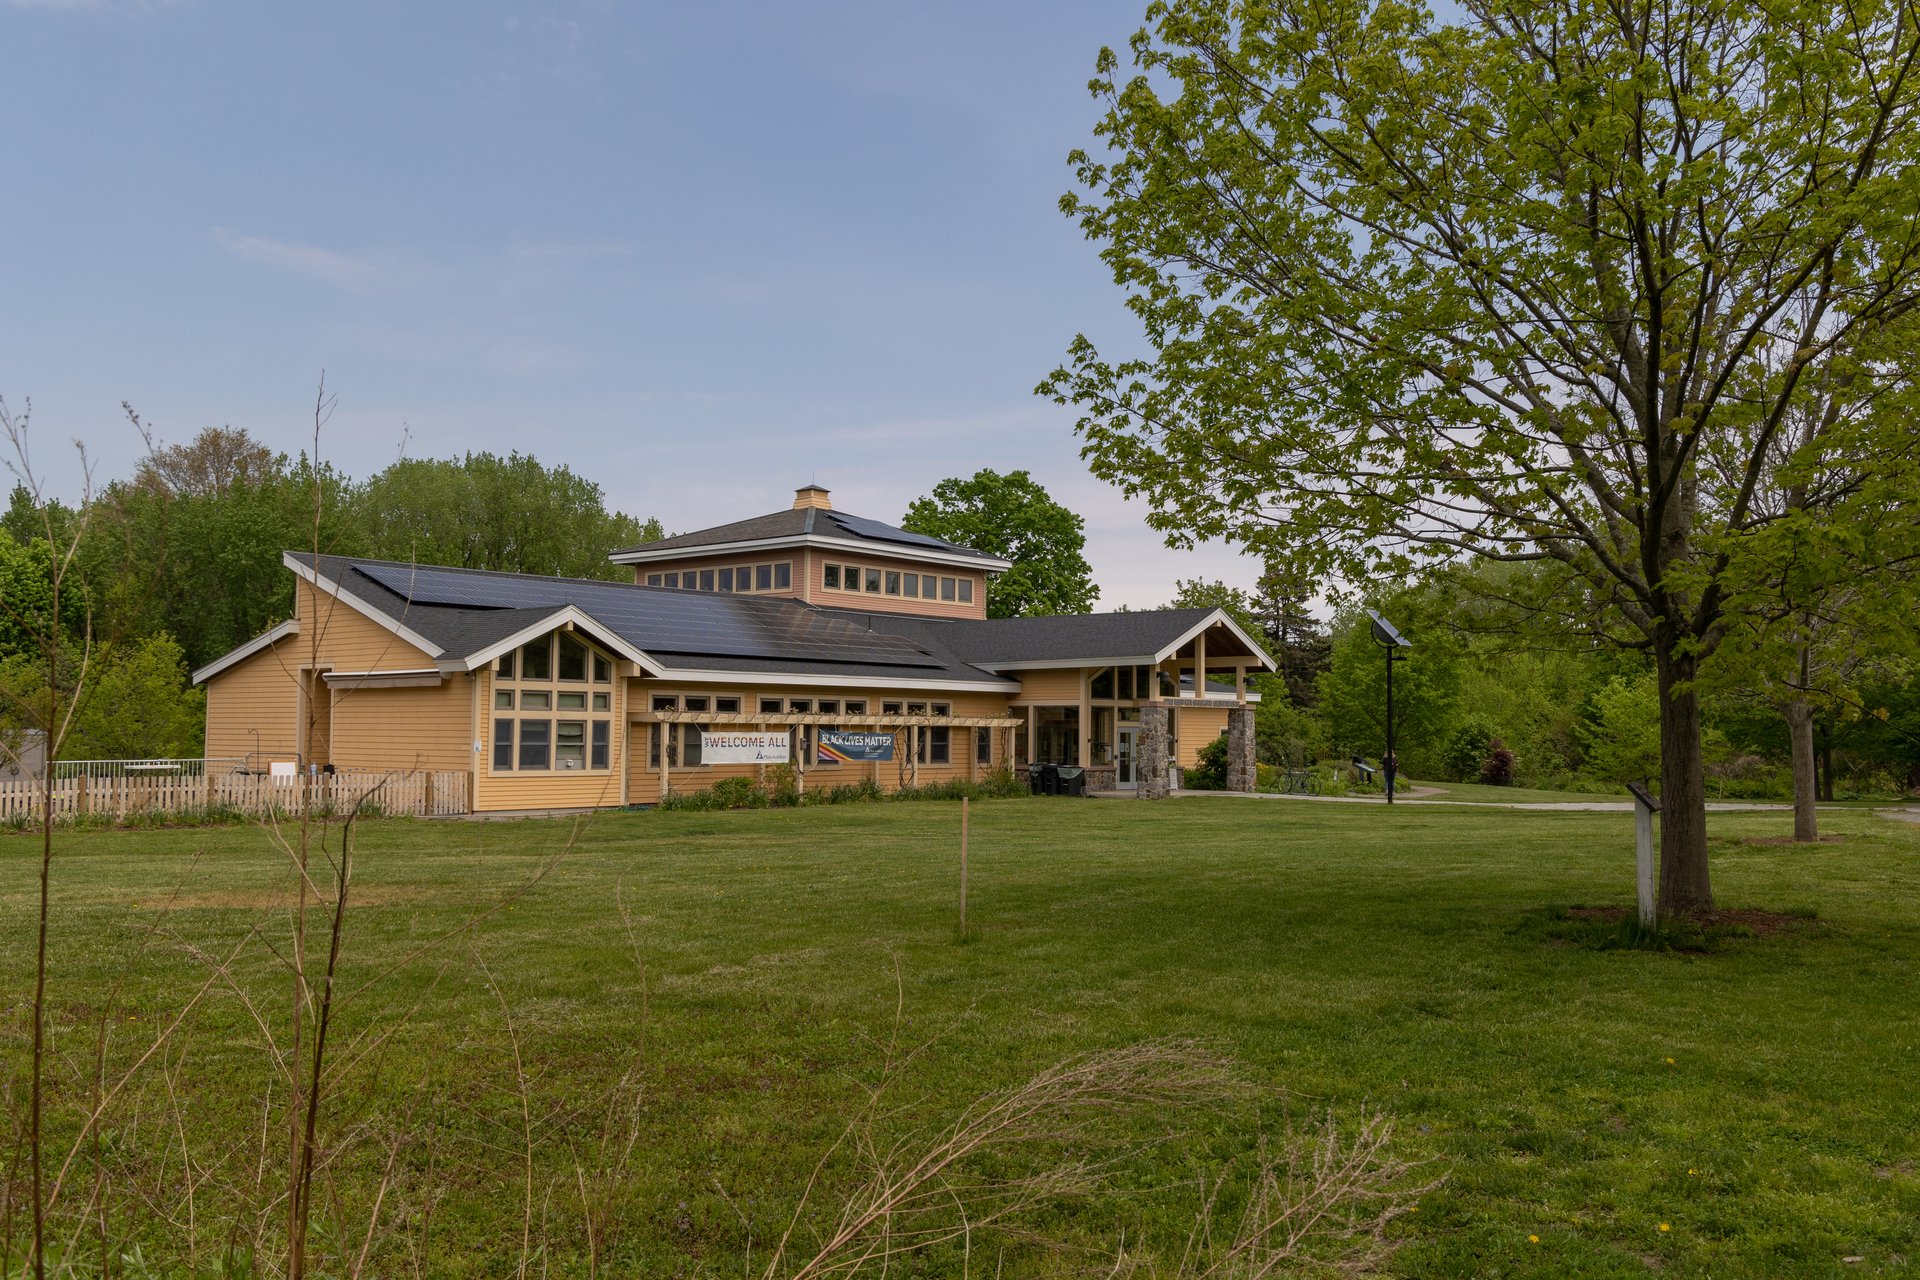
[817,730,896,763]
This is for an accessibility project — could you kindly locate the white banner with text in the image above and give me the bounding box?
[699,731,792,765]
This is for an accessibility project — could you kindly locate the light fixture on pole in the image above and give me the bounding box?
[1368,610,1413,803]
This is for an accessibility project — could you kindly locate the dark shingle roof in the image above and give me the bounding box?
[265,556,1269,689]
[609,505,1000,562]
[917,609,1225,666]
[294,554,1012,685]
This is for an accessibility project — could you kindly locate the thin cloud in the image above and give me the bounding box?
[212,229,379,286]
[509,238,639,263]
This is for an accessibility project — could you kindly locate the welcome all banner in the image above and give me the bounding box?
[699,731,791,765]
[817,730,895,763]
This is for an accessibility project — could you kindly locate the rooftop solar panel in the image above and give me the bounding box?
[350,562,948,669]
[822,511,967,553]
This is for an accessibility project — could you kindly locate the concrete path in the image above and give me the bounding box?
[1155,788,1861,814]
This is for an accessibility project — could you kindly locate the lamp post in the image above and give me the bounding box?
[1367,610,1412,803]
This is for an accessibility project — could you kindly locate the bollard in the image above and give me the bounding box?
[1626,781,1661,928]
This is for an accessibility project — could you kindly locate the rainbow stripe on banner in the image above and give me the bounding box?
[818,730,895,763]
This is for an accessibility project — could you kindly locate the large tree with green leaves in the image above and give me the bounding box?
[1042,0,1920,914]
[901,469,1098,617]
[358,452,661,582]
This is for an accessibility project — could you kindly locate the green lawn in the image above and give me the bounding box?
[3,798,1917,1277]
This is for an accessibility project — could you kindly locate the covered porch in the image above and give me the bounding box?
[1005,615,1270,796]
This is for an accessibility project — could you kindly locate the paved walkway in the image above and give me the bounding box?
[1133,788,1869,814]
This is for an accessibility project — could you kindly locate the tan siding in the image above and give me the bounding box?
[1176,704,1232,767]
[1010,668,1083,704]
[297,581,440,671]
[625,681,1012,804]
[204,641,302,763]
[329,677,475,774]
[205,584,444,768]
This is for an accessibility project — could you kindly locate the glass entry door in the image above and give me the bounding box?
[1116,726,1138,790]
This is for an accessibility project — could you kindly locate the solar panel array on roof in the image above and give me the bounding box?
[822,511,963,553]
[356,563,534,609]
[351,562,947,669]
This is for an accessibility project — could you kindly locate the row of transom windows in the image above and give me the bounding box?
[642,562,793,593]
[822,563,972,604]
[647,693,953,717]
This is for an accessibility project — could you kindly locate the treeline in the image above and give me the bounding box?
[1169,567,1920,803]
[1,427,661,762]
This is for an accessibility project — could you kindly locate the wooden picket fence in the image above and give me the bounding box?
[0,769,470,824]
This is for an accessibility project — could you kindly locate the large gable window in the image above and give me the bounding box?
[490,629,615,774]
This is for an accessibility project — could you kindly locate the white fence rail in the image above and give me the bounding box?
[51,757,246,782]
[0,769,470,823]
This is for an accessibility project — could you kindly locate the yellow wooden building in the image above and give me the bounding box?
[194,486,1274,812]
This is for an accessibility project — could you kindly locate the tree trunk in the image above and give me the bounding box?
[1819,734,1836,802]
[1783,697,1819,842]
[1655,643,1713,916]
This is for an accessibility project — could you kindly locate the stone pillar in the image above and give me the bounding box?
[1138,703,1171,800]
[1226,705,1256,793]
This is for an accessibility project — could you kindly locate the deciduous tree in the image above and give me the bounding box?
[902,469,1098,617]
[1042,0,1920,913]
[358,452,661,581]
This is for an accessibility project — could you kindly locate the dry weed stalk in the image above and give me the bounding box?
[2,396,98,1280]
[1107,1106,1436,1280]
[763,1038,1242,1280]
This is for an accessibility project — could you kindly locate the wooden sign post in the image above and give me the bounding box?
[959,796,970,938]
[1626,781,1661,928]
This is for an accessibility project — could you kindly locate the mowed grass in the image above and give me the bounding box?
[3,798,1918,1277]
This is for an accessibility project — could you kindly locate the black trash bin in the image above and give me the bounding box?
[1056,765,1085,797]
[1028,766,1046,796]
[1037,762,1060,795]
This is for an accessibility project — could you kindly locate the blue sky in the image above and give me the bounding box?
[1,0,1258,607]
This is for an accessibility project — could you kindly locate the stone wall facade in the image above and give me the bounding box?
[1138,704,1171,799]
[1226,705,1256,793]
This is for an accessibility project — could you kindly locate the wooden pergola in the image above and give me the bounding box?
[632,709,1026,798]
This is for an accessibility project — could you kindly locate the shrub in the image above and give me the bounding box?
[657,768,1028,812]
[1185,734,1231,791]
[1479,738,1516,786]
[1443,718,1497,782]
[764,764,801,807]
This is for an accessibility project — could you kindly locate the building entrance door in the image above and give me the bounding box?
[1116,726,1138,790]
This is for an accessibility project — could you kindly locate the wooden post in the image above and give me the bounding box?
[77,773,88,818]
[658,723,670,800]
[793,722,805,797]
[1627,781,1660,927]
[1235,664,1247,704]
[1194,630,1208,700]
[1077,668,1092,769]
[424,769,436,817]
[959,796,969,937]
